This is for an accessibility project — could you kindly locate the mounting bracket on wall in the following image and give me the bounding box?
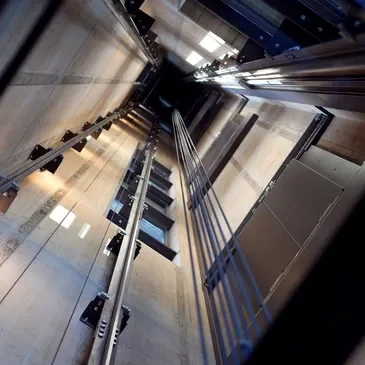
[81,122,103,140]
[0,182,19,214]
[131,10,155,36]
[61,130,87,153]
[28,144,64,174]
[106,230,142,258]
[101,114,114,130]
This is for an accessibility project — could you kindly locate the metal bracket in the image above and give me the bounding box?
[28,144,64,174]
[125,0,145,15]
[80,291,110,330]
[61,130,87,153]
[81,121,103,140]
[96,115,113,131]
[113,305,131,347]
[106,233,142,259]
[131,10,155,36]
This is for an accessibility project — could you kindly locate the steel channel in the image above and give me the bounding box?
[174,111,271,323]
[87,126,157,365]
[0,112,122,195]
[102,0,157,67]
[174,112,257,339]
[189,33,365,83]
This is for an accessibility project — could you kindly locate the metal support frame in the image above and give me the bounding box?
[263,0,340,42]
[196,0,304,55]
[187,32,365,113]
[0,112,122,195]
[104,0,159,66]
[87,124,159,365]
[28,145,64,174]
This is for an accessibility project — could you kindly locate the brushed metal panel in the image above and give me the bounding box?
[300,145,360,188]
[265,160,342,246]
[231,203,299,312]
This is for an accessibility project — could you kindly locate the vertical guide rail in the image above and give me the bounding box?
[172,109,271,364]
[87,124,159,365]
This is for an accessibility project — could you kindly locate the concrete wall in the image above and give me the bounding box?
[0,0,147,172]
[0,107,214,364]
[199,96,318,243]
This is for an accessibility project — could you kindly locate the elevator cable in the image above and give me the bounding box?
[172,109,271,364]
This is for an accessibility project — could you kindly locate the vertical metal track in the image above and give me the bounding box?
[87,124,159,365]
[172,109,271,364]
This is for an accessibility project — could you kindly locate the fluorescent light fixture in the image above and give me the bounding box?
[86,136,92,140]
[186,51,203,65]
[78,223,91,239]
[233,48,239,54]
[49,205,76,229]
[200,31,225,53]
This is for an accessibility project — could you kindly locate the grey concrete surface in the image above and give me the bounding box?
[0,0,146,171]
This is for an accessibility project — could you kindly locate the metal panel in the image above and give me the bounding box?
[300,146,360,188]
[195,0,298,55]
[265,159,342,245]
[235,203,299,306]
[262,0,340,42]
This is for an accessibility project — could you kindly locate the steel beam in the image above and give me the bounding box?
[195,0,298,55]
[103,0,158,66]
[0,112,121,195]
[87,125,158,365]
[263,0,340,42]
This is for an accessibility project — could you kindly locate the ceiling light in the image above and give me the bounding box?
[233,48,239,54]
[86,136,92,140]
[200,31,225,53]
[186,51,203,65]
